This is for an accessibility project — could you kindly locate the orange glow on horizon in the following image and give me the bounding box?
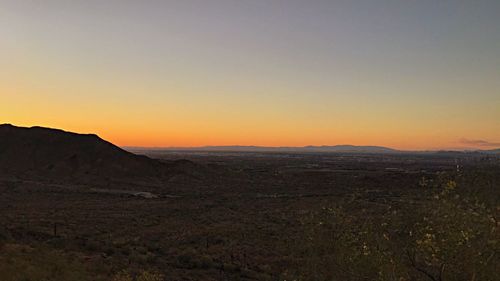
[0,118,490,151]
[2,1,499,151]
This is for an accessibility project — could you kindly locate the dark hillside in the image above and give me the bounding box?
[0,124,187,185]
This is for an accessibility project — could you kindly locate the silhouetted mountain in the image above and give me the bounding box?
[0,124,194,185]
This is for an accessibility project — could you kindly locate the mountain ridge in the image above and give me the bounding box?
[0,124,195,187]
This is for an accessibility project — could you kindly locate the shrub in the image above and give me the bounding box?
[111,270,163,281]
[286,174,499,280]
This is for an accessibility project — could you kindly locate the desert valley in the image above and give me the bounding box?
[2,1,500,280]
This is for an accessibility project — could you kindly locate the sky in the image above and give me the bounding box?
[1,0,499,150]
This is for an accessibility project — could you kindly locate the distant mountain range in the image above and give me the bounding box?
[1,124,498,164]
[129,145,500,154]
[132,145,399,153]
[128,145,500,155]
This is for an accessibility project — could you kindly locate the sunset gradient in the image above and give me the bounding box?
[1,1,499,150]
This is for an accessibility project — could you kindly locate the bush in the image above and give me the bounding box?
[136,270,164,281]
[285,175,499,281]
[111,270,163,281]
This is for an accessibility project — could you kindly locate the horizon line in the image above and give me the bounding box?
[121,145,499,153]
[2,123,498,152]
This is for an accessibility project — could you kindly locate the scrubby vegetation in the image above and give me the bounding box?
[0,244,91,281]
[0,154,498,280]
[284,170,499,280]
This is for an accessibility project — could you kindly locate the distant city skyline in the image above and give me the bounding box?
[2,1,499,149]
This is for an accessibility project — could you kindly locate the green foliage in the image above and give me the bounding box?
[286,175,499,281]
[407,179,499,280]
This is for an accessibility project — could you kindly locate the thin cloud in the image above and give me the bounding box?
[459,138,500,147]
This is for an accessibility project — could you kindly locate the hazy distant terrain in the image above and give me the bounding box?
[126,145,500,155]
[128,145,398,153]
